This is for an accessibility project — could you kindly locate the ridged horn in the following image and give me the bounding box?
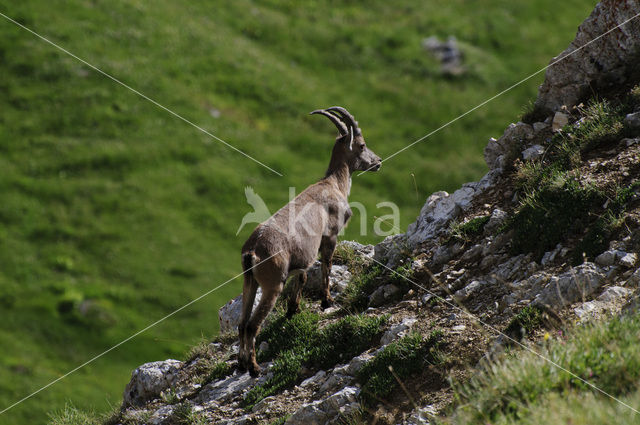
[310,109,348,135]
[326,106,361,136]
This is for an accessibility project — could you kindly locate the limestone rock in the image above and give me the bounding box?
[534,263,604,308]
[522,144,545,161]
[484,123,534,169]
[285,387,360,425]
[369,284,401,307]
[624,112,640,128]
[535,0,640,112]
[123,360,182,407]
[551,112,569,132]
[381,317,417,345]
[406,170,500,247]
[218,288,262,335]
[374,233,409,268]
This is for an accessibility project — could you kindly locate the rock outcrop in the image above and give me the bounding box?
[535,0,640,112]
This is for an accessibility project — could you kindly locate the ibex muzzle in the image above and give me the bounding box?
[238,106,380,376]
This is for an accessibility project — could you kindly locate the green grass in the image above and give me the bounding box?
[357,331,443,406]
[245,310,389,408]
[503,305,545,340]
[449,215,491,243]
[507,94,640,262]
[0,0,598,422]
[440,315,640,424]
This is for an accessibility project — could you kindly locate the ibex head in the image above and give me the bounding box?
[310,106,381,173]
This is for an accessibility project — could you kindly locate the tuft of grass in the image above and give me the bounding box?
[446,315,640,424]
[504,305,545,340]
[340,260,415,311]
[449,215,490,243]
[245,311,388,408]
[572,181,640,264]
[357,331,443,406]
[267,416,290,425]
[168,402,207,425]
[48,404,101,425]
[509,173,604,259]
[341,265,386,311]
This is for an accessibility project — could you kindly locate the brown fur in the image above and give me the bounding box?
[238,107,381,376]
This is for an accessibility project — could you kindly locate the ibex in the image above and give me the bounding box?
[238,106,381,376]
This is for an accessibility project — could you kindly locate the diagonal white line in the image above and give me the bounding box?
[357,10,640,176]
[0,11,283,177]
[0,250,283,416]
[369,256,640,415]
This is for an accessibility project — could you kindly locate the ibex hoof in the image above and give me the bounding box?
[249,363,261,377]
[286,305,300,318]
[321,298,334,310]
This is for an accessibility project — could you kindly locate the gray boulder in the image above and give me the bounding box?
[536,0,640,112]
[123,360,182,407]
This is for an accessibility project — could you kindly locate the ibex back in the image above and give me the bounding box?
[238,106,381,376]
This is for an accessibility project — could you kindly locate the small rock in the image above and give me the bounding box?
[453,280,484,302]
[623,137,640,146]
[574,301,599,319]
[380,318,417,345]
[300,370,327,388]
[522,144,545,161]
[369,284,401,307]
[123,360,182,407]
[620,253,638,268]
[422,35,464,76]
[552,112,569,132]
[624,112,640,129]
[595,249,621,267]
[218,289,263,334]
[346,353,373,375]
[533,122,548,132]
[598,286,632,302]
[452,324,466,332]
[258,341,269,352]
[484,208,507,235]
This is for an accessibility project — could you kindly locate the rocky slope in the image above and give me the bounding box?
[109,1,640,424]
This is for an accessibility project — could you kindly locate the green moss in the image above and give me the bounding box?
[357,331,443,406]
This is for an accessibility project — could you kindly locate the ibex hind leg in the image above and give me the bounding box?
[246,284,282,377]
[286,269,307,318]
[320,235,337,309]
[238,255,259,372]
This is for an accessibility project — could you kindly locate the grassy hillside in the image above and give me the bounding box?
[0,0,596,423]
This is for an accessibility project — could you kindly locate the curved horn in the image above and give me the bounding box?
[327,106,361,135]
[310,109,348,135]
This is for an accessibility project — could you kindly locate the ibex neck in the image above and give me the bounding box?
[324,162,351,197]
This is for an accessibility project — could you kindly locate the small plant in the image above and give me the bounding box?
[161,388,180,404]
[267,416,291,425]
[504,305,545,340]
[448,215,490,243]
[340,265,385,311]
[357,331,443,406]
[169,402,207,425]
